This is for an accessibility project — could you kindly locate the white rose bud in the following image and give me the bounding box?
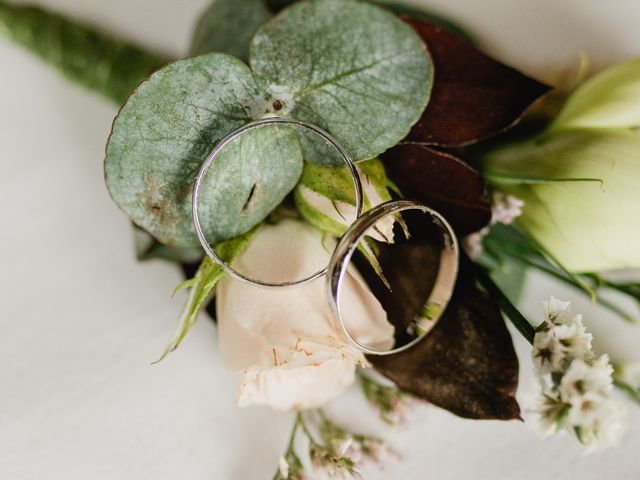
[549,56,640,131]
[216,219,395,411]
[482,129,640,272]
[294,158,395,243]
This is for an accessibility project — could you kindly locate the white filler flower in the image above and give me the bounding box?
[216,219,395,411]
[524,297,626,450]
[462,192,524,259]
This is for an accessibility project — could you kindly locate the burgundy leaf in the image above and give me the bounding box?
[405,18,551,146]
[363,248,520,420]
[381,143,491,235]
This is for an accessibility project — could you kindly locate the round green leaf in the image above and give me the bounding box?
[197,125,303,243]
[249,0,433,163]
[105,53,262,247]
[190,0,272,61]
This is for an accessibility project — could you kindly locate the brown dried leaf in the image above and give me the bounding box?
[405,18,551,146]
[381,143,491,235]
[364,247,520,420]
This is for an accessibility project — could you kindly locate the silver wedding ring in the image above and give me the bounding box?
[193,118,459,354]
[192,117,363,288]
[326,200,459,355]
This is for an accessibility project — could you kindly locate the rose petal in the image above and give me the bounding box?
[215,220,394,409]
[405,18,551,146]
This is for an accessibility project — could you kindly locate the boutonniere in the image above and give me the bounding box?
[4,0,639,477]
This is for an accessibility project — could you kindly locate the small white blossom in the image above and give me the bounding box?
[532,327,565,375]
[278,456,290,478]
[525,297,626,450]
[551,322,593,360]
[542,296,574,326]
[573,397,627,451]
[461,228,489,260]
[462,192,524,259]
[491,192,524,225]
[522,391,569,437]
[560,355,613,403]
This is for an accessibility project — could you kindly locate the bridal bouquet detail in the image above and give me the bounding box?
[3,0,640,477]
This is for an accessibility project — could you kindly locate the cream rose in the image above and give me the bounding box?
[216,219,394,411]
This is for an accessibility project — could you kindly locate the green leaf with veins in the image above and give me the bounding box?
[197,124,303,243]
[190,0,272,60]
[250,0,433,164]
[106,0,432,248]
[0,1,165,105]
[105,53,263,247]
[154,227,258,363]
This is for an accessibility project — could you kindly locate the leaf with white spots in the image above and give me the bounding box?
[191,0,273,60]
[105,53,264,247]
[250,0,433,163]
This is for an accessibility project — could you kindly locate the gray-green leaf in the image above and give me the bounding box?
[105,53,261,247]
[134,226,203,263]
[249,0,433,163]
[197,124,303,243]
[190,0,272,61]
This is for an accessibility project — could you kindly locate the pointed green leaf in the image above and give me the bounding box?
[249,0,433,163]
[191,0,272,60]
[0,1,165,104]
[105,53,263,247]
[154,228,258,363]
[550,56,640,132]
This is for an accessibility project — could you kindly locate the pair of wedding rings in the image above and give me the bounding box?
[192,118,459,355]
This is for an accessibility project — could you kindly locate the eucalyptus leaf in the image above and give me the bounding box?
[191,0,272,60]
[250,0,433,163]
[105,53,263,247]
[154,228,257,363]
[266,0,476,42]
[134,226,203,263]
[0,1,165,104]
[549,56,640,132]
[197,124,303,243]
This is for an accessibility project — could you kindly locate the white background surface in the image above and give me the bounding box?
[1,1,640,478]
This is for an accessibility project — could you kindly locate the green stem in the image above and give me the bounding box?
[517,226,597,302]
[475,264,536,344]
[271,413,301,480]
[0,1,166,104]
[298,411,321,447]
[614,380,640,406]
[500,251,636,323]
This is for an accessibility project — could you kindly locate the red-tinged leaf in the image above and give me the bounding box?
[381,143,491,235]
[405,18,551,146]
[362,248,520,420]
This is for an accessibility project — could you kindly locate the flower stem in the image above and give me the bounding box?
[475,264,536,344]
[614,380,640,406]
[271,413,302,480]
[499,250,636,323]
[298,411,321,447]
